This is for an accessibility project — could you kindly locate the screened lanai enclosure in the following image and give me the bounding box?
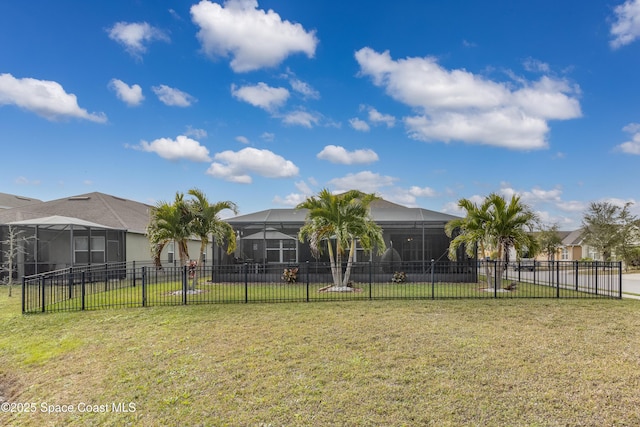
[224,200,470,277]
[0,215,126,278]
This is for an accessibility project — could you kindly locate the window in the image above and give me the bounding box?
[73,236,105,264]
[561,248,569,260]
[91,236,105,263]
[74,236,89,264]
[168,242,175,264]
[266,239,297,263]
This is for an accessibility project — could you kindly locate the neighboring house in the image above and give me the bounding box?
[226,199,464,270]
[0,192,42,210]
[557,230,585,261]
[530,229,586,262]
[0,192,201,277]
[1,192,464,278]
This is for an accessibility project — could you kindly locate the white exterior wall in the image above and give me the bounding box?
[125,232,203,266]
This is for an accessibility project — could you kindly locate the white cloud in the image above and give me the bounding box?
[317,145,379,165]
[15,176,41,186]
[610,0,640,48]
[328,171,397,194]
[235,135,250,144]
[231,82,289,111]
[281,110,319,127]
[368,107,396,128]
[273,181,313,206]
[261,132,275,141]
[523,58,551,73]
[0,73,107,122]
[135,135,211,162]
[107,21,169,58]
[616,122,640,154]
[152,85,196,107]
[206,147,299,183]
[273,192,308,206]
[290,78,320,99]
[409,186,436,198]
[191,0,318,72]
[556,200,586,212]
[349,118,370,132]
[185,126,208,139]
[108,79,144,106]
[355,47,581,150]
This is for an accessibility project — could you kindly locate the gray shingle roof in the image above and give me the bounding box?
[0,192,42,210]
[0,192,151,234]
[562,229,584,246]
[228,199,459,226]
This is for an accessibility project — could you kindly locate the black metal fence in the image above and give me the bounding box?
[21,260,622,314]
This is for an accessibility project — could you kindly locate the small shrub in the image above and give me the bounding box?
[282,267,298,283]
[391,271,407,283]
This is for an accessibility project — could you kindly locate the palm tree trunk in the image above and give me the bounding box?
[342,238,356,287]
[190,241,207,290]
[493,244,505,290]
[327,240,339,287]
[335,245,343,288]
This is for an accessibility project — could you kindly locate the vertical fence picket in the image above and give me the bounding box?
[619,261,623,299]
[556,261,560,298]
[182,266,187,305]
[431,259,435,300]
[306,261,310,302]
[244,263,248,304]
[369,261,373,300]
[41,275,46,313]
[21,276,26,314]
[142,266,147,307]
[81,271,86,311]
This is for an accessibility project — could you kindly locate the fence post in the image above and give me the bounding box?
[306,261,310,302]
[369,261,373,300]
[41,275,46,313]
[81,271,86,311]
[182,266,188,305]
[556,260,560,298]
[104,263,109,292]
[142,266,147,307]
[618,261,623,299]
[132,261,136,287]
[595,262,599,295]
[68,269,73,299]
[244,263,248,303]
[431,259,435,300]
[494,260,498,298]
[21,276,26,314]
[575,261,579,291]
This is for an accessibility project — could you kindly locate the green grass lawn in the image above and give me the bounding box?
[2,286,639,426]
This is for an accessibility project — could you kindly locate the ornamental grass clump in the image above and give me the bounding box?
[281,267,298,283]
[391,271,407,283]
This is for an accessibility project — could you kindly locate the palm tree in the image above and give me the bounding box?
[446,193,538,289]
[187,188,238,287]
[297,189,385,291]
[445,196,493,286]
[445,197,492,260]
[147,192,193,269]
[486,193,539,267]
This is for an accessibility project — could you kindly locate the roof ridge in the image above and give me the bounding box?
[94,193,128,229]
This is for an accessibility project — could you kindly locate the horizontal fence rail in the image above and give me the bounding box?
[21,260,623,314]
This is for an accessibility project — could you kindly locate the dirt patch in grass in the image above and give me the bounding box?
[0,372,21,403]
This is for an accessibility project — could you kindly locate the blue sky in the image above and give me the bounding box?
[1,0,639,228]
